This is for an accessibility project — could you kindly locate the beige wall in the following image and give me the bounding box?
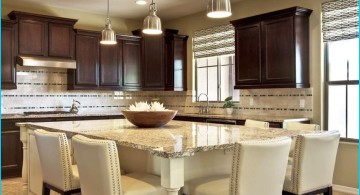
[2,1,142,35]
[164,0,358,189]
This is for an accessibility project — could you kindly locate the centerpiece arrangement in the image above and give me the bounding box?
[122,101,177,127]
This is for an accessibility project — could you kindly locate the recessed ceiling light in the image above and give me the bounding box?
[135,0,147,5]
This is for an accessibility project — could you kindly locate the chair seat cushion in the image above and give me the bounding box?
[183,175,229,195]
[122,172,167,195]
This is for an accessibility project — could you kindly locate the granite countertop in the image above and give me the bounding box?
[175,113,309,123]
[1,112,123,119]
[18,119,313,158]
[2,112,309,123]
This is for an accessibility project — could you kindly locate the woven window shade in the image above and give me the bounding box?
[193,24,234,58]
[322,0,358,42]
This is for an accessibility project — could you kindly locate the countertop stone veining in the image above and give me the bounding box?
[19,119,314,158]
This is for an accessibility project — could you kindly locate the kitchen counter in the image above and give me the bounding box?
[18,119,317,195]
[19,119,310,158]
[2,112,309,123]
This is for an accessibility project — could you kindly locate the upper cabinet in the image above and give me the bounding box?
[68,30,100,90]
[132,29,188,91]
[231,7,312,89]
[2,20,17,89]
[164,32,188,91]
[8,11,77,59]
[120,36,142,90]
[68,30,142,90]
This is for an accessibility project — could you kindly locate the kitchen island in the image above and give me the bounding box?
[18,119,312,195]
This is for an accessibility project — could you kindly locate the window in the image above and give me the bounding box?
[322,0,359,140]
[325,38,359,140]
[196,55,239,101]
[193,24,237,101]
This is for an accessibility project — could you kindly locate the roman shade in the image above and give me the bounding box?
[193,24,234,58]
[322,0,359,42]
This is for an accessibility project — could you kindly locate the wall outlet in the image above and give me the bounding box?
[300,99,305,108]
[250,98,254,106]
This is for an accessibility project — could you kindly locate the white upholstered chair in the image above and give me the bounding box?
[72,134,167,195]
[284,122,320,161]
[183,137,291,195]
[244,119,269,129]
[283,131,340,195]
[34,129,81,195]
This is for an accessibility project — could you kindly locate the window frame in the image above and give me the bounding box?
[195,55,238,102]
[324,41,359,142]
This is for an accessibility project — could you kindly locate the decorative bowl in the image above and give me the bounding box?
[122,110,178,128]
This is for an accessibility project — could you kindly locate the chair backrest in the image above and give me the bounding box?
[244,119,269,129]
[34,129,76,191]
[229,137,291,195]
[72,135,122,195]
[285,122,320,131]
[290,131,340,194]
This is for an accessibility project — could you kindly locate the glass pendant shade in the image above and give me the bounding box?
[207,0,232,18]
[100,21,117,44]
[143,1,162,35]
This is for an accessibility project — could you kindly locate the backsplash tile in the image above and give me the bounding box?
[2,65,312,119]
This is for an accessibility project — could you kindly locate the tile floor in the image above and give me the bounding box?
[1,177,354,195]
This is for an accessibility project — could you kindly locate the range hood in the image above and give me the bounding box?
[16,56,76,69]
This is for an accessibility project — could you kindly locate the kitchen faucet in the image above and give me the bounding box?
[197,93,209,114]
[69,99,81,114]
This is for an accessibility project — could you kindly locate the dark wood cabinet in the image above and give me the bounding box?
[100,43,120,88]
[8,11,77,59]
[164,33,188,91]
[68,30,100,89]
[133,30,164,90]
[231,7,312,89]
[121,36,142,90]
[2,20,17,89]
[48,23,75,58]
[132,29,188,91]
[2,119,23,178]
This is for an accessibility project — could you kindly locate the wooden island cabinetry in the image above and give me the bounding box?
[230,7,312,89]
[1,20,17,89]
[8,11,77,59]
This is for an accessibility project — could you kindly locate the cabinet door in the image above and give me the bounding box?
[2,120,23,178]
[2,21,17,89]
[122,39,142,89]
[100,44,120,88]
[261,16,295,84]
[173,36,187,91]
[142,35,164,89]
[48,23,74,59]
[235,23,261,87]
[164,36,174,89]
[18,19,47,56]
[75,34,99,87]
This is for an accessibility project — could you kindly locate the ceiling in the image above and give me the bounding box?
[5,0,243,21]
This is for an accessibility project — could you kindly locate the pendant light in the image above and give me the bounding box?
[100,0,117,44]
[207,0,232,18]
[142,0,162,35]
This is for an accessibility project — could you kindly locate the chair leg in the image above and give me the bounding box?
[42,183,50,195]
[324,186,333,195]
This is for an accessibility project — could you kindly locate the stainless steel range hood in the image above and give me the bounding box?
[16,56,77,69]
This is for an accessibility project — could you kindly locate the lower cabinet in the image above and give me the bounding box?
[1,115,124,179]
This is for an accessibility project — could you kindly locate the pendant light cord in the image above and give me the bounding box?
[106,0,110,23]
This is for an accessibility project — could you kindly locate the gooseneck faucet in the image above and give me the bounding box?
[197,93,209,114]
[69,99,81,114]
